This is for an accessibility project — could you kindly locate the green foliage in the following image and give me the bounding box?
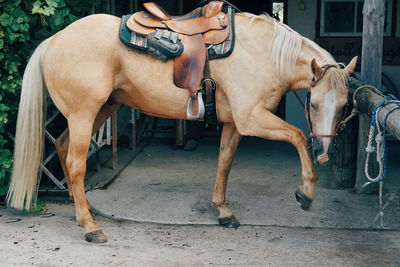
[0,0,97,196]
[32,0,60,16]
[34,199,47,211]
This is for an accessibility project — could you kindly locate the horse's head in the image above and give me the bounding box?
[306,56,358,165]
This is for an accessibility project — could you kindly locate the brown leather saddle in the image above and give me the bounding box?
[121,1,235,121]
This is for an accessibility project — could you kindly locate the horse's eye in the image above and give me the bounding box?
[310,102,317,110]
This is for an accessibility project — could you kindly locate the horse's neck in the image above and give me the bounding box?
[232,14,335,93]
[290,40,335,91]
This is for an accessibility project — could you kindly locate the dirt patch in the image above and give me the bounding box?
[1,203,399,266]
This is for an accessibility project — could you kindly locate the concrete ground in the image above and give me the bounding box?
[1,203,400,267]
[87,138,400,229]
[1,137,399,266]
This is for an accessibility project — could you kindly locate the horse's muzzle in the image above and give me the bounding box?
[316,153,329,164]
[311,137,336,165]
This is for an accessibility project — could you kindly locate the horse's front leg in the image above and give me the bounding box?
[238,107,317,210]
[212,123,242,228]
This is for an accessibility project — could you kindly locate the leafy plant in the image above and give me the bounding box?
[32,0,60,16]
[0,0,100,196]
[34,199,47,211]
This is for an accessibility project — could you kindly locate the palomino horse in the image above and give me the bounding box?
[7,12,357,243]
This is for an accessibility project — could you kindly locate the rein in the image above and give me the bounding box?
[305,64,349,138]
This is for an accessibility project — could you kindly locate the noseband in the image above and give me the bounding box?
[305,65,349,138]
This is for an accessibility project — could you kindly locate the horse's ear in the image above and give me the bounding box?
[311,58,323,78]
[344,56,358,75]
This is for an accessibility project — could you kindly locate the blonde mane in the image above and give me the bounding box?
[239,13,349,93]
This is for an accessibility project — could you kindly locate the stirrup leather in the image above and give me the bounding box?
[186,91,205,120]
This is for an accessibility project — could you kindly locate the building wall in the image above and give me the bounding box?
[287,1,400,43]
[287,0,317,39]
[285,0,317,132]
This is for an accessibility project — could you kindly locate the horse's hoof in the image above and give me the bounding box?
[84,230,107,243]
[218,216,240,229]
[183,139,197,151]
[295,190,312,211]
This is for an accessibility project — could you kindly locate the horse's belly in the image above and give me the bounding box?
[113,42,236,122]
[111,85,190,119]
[114,53,185,117]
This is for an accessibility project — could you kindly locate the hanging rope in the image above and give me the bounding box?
[364,94,400,183]
[362,93,400,228]
[340,83,400,228]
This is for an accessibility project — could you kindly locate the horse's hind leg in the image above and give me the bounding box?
[55,103,121,203]
[212,123,242,228]
[65,111,110,243]
[55,130,73,200]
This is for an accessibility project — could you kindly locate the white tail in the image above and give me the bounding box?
[6,38,51,210]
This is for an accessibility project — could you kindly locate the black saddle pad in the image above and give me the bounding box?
[119,5,235,60]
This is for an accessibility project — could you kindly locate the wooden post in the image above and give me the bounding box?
[106,0,111,14]
[112,111,118,170]
[327,79,363,189]
[355,0,385,194]
[135,0,139,12]
[327,114,358,189]
[177,0,183,14]
[174,0,185,148]
[175,120,184,148]
[91,2,95,14]
[129,0,138,13]
[129,108,137,151]
[110,0,115,15]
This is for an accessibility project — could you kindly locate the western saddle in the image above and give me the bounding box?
[125,1,233,121]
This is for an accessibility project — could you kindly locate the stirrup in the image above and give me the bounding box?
[186,91,205,120]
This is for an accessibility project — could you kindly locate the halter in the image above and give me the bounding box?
[305,64,349,138]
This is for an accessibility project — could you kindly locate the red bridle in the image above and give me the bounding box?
[304,65,349,138]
